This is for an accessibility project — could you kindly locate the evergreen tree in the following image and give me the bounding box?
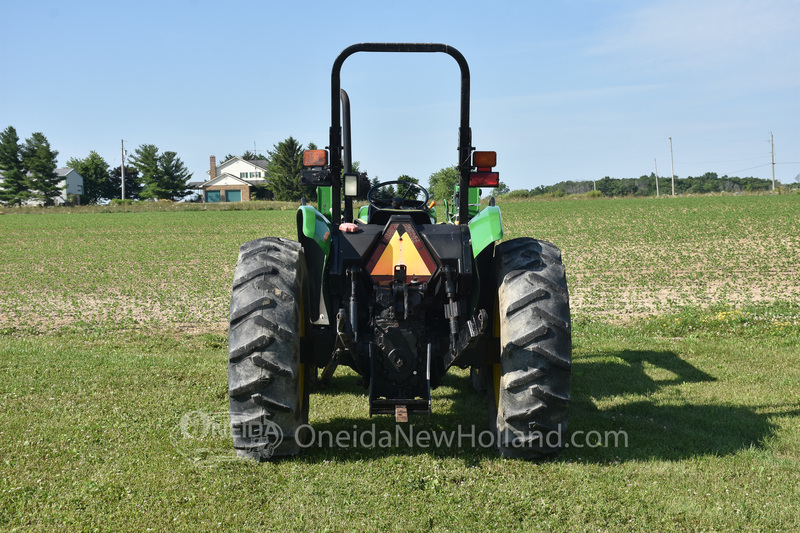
[0,126,29,206]
[21,132,61,206]
[158,151,191,200]
[223,150,263,162]
[131,144,191,200]
[370,177,390,202]
[66,151,111,204]
[129,144,161,199]
[368,179,395,202]
[267,136,305,201]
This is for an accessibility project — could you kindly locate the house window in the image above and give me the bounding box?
[240,172,248,179]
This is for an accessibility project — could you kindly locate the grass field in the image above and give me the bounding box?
[1,194,799,531]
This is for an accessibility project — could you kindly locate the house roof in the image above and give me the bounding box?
[201,173,251,188]
[0,167,81,184]
[208,156,269,177]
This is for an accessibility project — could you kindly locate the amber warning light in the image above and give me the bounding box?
[472,151,496,169]
[469,151,499,187]
[303,150,327,167]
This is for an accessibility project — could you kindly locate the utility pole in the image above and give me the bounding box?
[121,139,126,200]
[770,132,776,191]
[654,158,659,197]
[669,137,675,196]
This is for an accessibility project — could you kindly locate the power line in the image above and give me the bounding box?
[676,156,767,165]
[725,163,771,174]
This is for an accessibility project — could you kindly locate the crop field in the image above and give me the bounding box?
[1,194,799,531]
[2,195,798,333]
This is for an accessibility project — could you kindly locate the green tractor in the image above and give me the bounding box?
[228,43,571,460]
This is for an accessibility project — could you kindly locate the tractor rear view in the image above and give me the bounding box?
[227,43,571,460]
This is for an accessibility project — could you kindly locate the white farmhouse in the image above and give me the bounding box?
[55,168,84,204]
[200,156,269,202]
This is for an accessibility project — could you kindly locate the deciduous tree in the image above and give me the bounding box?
[110,165,142,200]
[66,151,111,204]
[427,165,459,201]
[395,174,420,200]
[492,181,510,196]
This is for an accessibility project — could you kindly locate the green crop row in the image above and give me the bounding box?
[2,194,797,333]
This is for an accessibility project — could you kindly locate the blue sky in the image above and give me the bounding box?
[2,0,798,192]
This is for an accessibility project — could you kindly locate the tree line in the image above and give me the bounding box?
[26,128,764,207]
[0,125,193,206]
[0,127,466,206]
[502,172,777,199]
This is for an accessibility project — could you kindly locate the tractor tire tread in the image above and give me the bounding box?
[228,237,309,460]
[491,237,572,459]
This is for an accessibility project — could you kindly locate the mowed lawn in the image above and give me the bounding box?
[1,195,799,531]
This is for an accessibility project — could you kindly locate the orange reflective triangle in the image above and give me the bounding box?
[371,229,432,278]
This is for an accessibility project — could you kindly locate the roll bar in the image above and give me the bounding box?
[328,43,472,229]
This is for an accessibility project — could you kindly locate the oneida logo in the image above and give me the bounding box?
[171,411,283,465]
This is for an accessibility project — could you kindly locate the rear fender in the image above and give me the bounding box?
[316,186,333,220]
[297,206,332,326]
[468,205,503,258]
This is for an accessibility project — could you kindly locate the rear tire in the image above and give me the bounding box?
[228,237,311,460]
[490,237,571,459]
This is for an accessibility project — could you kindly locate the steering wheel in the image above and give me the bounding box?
[367,180,430,211]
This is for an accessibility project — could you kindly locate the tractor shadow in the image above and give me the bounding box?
[567,349,791,463]
[298,345,793,464]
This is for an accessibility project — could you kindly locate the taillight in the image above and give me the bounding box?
[469,172,499,187]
